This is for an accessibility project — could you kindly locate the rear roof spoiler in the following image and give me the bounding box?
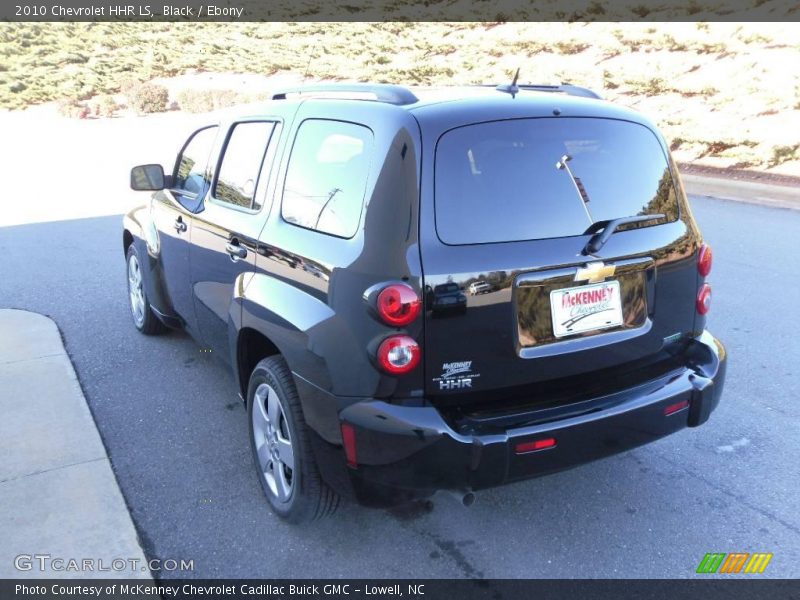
[485,83,602,100]
[519,84,602,99]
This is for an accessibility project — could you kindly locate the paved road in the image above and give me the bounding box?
[1,196,798,579]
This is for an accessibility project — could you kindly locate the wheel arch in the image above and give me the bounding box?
[123,229,134,254]
[236,327,282,402]
[123,205,182,328]
[122,205,147,256]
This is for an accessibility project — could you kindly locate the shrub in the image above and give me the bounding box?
[118,77,143,95]
[91,94,119,117]
[602,69,620,90]
[769,144,800,167]
[625,76,669,96]
[127,82,169,114]
[176,88,242,113]
[553,41,590,55]
[57,99,89,119]
[669,137,685,151]
[176,89,213,113]
[661,34,688,52]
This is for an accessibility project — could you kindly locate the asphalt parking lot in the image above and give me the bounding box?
[1,192,798,579]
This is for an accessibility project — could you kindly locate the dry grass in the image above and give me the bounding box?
[1,22,799,173]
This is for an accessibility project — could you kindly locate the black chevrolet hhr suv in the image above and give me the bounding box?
[124,82,726,523]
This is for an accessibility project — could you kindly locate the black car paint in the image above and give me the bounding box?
[123,88,726,507]
[414,100,702,401]
[340,330,725,506]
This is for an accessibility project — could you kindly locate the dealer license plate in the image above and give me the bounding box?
[550,280,623,338]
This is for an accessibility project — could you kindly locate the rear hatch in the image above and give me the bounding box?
[420,116,700,411]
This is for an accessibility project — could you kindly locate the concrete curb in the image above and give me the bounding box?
[0,309,150,579]
[682,174,800,211]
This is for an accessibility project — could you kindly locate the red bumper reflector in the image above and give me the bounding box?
[341,423,357,468]
[515,437,557,454]
[664,399,690,416]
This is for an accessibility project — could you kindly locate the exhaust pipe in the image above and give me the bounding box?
[442,489,476,507]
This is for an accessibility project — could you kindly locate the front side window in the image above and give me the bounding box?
[281,119,373,239]
[214,121,276,210]
[173,126,218,197]
[434,118,679,245]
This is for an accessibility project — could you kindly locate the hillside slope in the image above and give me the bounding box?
[1,22,799,174]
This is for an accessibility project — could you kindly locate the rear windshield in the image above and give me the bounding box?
[434,117,679,245]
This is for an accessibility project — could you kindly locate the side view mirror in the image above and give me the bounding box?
[130,164,171,191]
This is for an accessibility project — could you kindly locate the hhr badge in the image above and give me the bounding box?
[433,361,480,391]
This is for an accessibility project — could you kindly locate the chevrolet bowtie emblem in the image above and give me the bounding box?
[574,262,616,283]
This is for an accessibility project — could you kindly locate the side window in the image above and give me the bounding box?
[173,126,218,200]
[281,119,373,239]
[213,121,276,210]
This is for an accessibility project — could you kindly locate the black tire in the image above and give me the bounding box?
[247,356,339,523]
[125,244,166,335]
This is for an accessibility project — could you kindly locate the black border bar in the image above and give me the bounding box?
[3,0,800,22]
[2,579,800,600]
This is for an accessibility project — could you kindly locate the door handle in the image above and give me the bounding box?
[226,242,247,260]
[174,217,187,233]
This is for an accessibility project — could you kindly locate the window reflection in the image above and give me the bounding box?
[214,122,275,209]
[435,118,679,245]
[282,120,373,239]
[174,126,218,196]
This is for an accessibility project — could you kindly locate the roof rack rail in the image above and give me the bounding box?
[271,84,419,106]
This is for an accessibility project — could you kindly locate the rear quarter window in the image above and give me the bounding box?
[281,119,373,239]
[434,117,679,245]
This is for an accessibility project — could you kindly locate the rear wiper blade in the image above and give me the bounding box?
[582,214,665,255]
[556,154,594,225]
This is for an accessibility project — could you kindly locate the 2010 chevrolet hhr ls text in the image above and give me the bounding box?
[124,81,726,523]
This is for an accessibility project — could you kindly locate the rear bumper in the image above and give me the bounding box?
[325,331,726,506]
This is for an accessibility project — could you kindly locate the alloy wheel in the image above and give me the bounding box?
[127,254,146,327]
[251,383,295,502]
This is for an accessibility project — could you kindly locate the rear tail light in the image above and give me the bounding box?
[376,283,421,327]
[698,243,713,277]
[376,335,420,375]
[515,437,557,454]
[341,423,357,468]
[697,283,712,315]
